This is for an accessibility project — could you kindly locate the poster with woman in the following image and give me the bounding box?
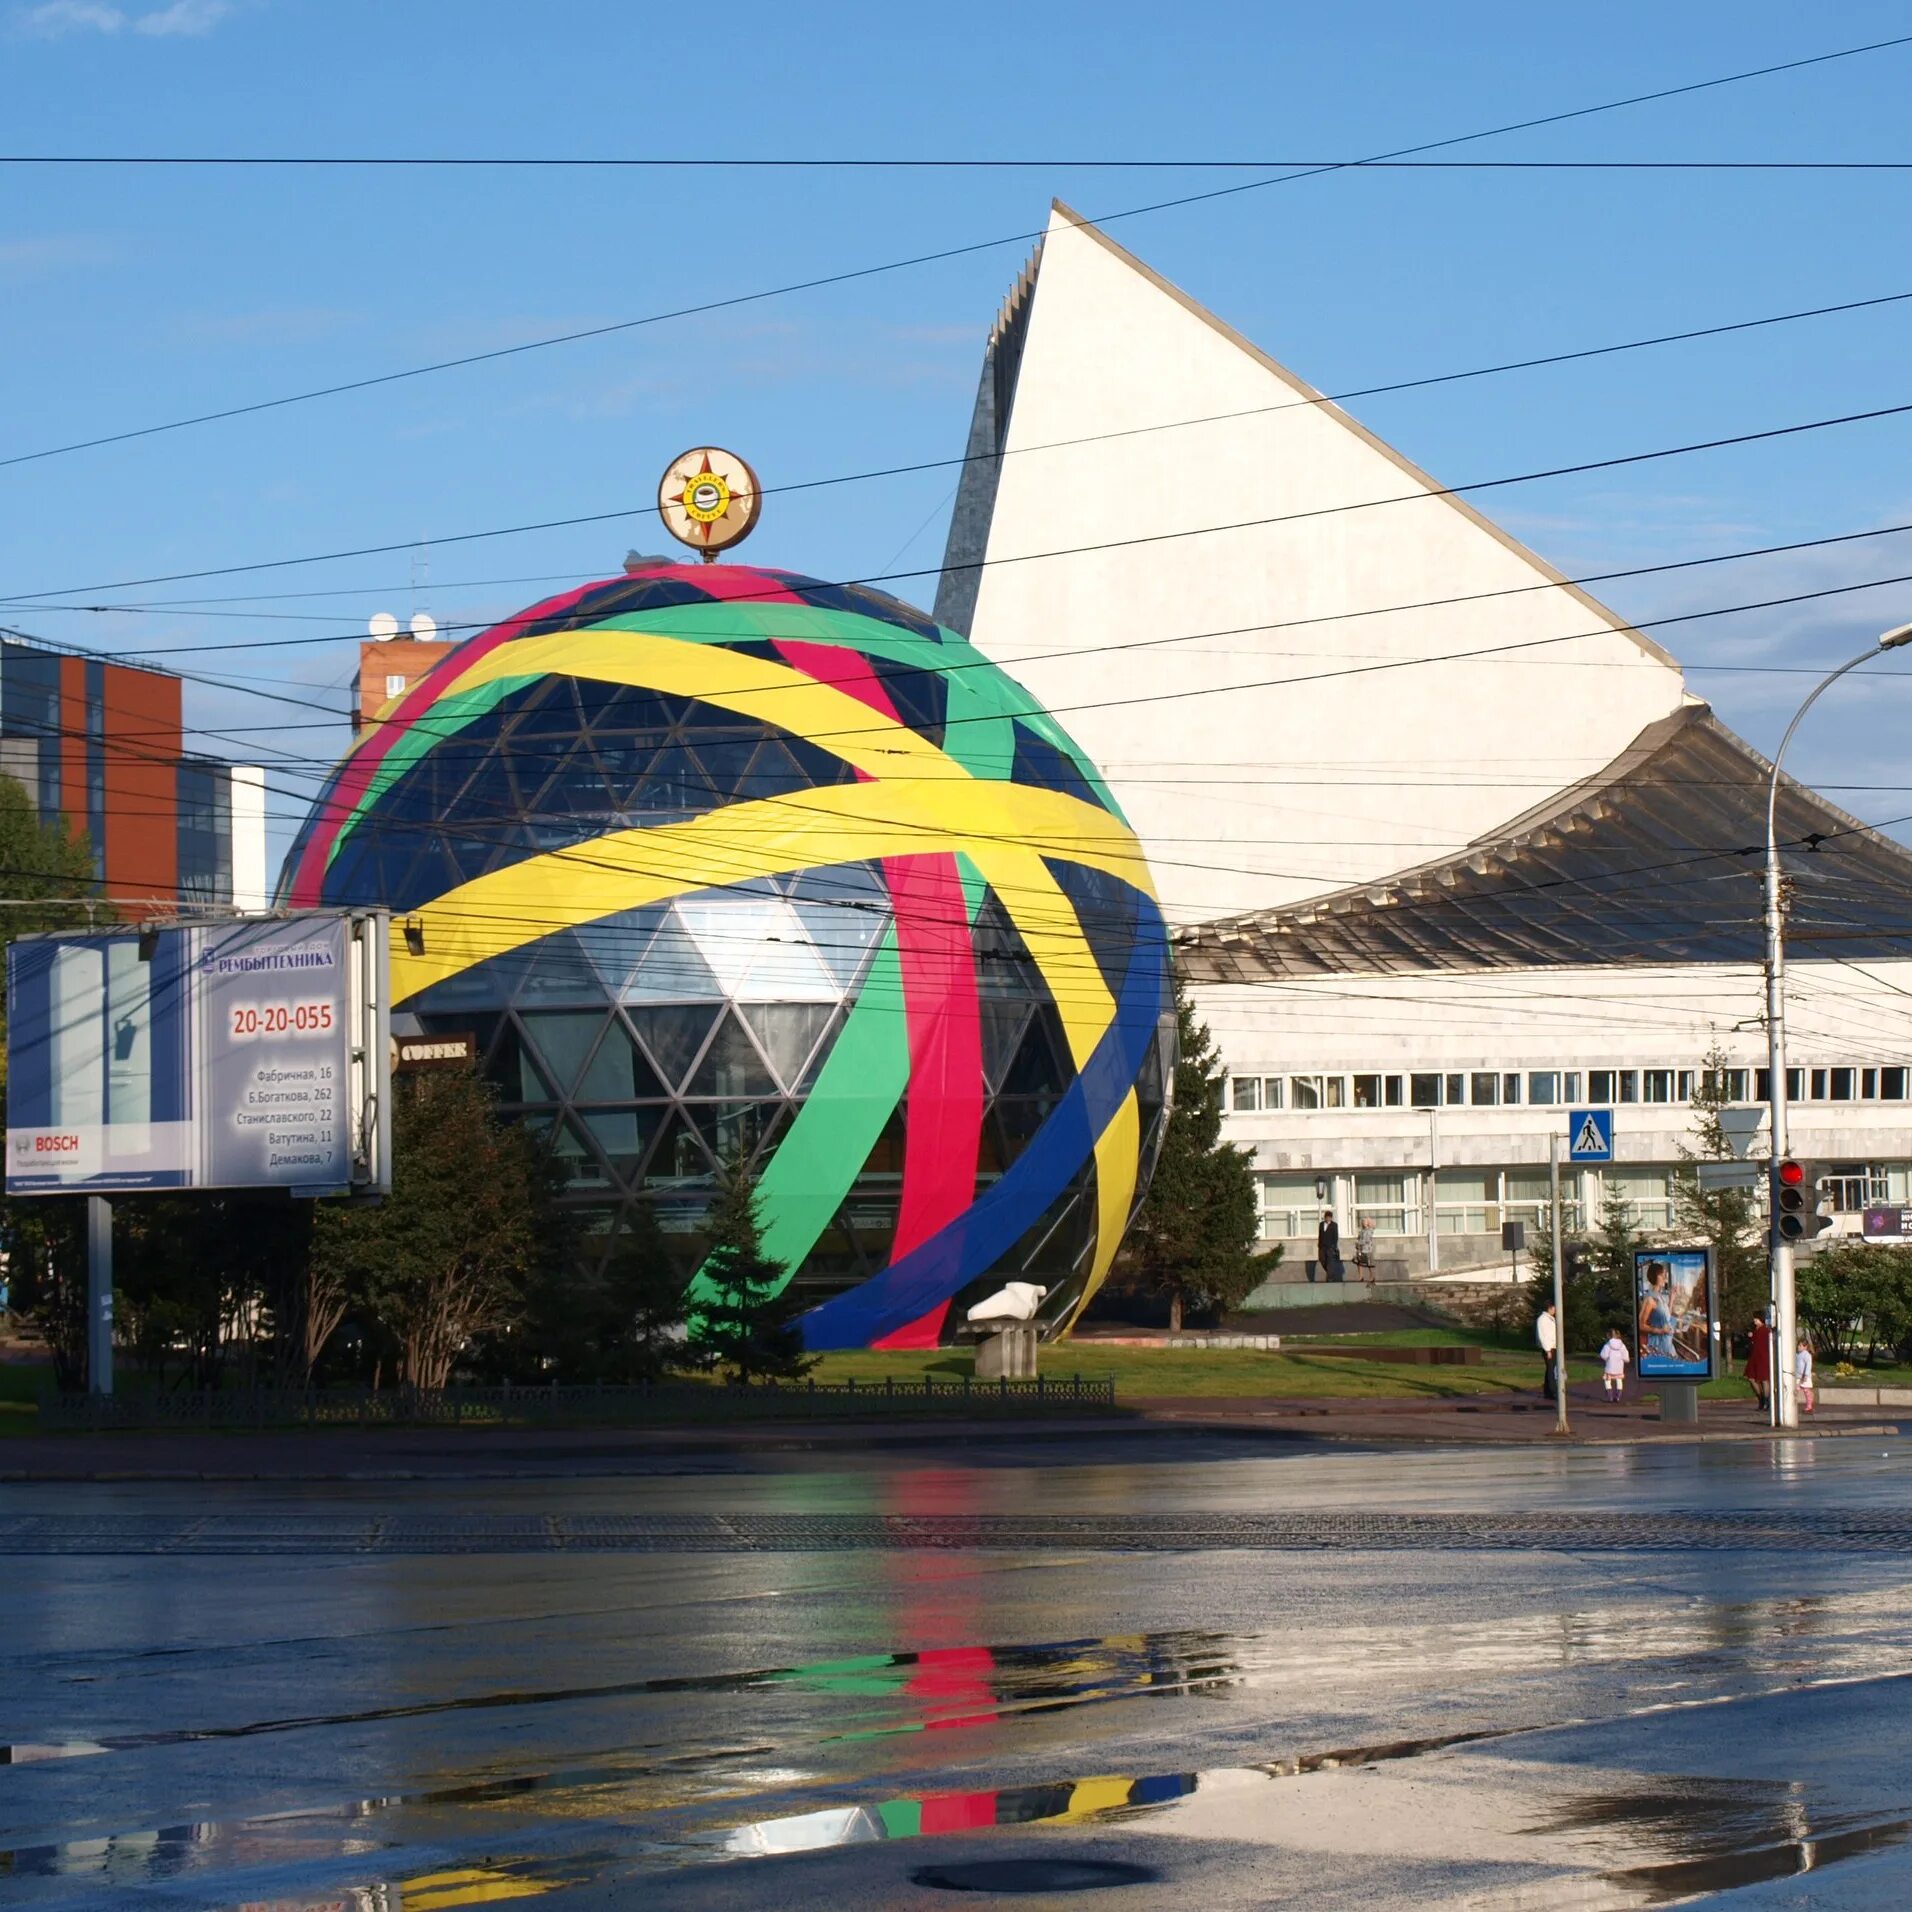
[1634,1247,1716,1380]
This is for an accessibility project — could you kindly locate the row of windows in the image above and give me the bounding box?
[1253,1162,1908,1241]
[1229,1066,1912,1115]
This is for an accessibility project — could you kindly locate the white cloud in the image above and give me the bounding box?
[133,0,229,35]
[15,0,232,35]
[0,233,118,277]
[17,0,127,33]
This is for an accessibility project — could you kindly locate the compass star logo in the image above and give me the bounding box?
[657,446,762,560]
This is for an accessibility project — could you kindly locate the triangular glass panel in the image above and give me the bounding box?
[687,1009,777,1098]
[684,1098,773,1164]
[794,898,885,986]
[677,896,786,1001]
[750,1098,796,1171]
[549,1114,614,1191]
[575,1019,666,1102]
[512,930,606,1007]
[740,739,811,801]
[519,1011,609,1096]
[580,1106,663,1183]
[971,892,1043,1002]
[980,1002,1033,1092]
[626,743,718,818]
[490,1017,557,1103]
[628,1002,722,1091]
[644,1107,714,1185]
[1001,1010,1070,1097]
[574,906,665,998]
[622,911,722,1003]
[690,735,760,803]
[797,1006,848,1091]
[738,1002,836,1091]
[503,675,586,740]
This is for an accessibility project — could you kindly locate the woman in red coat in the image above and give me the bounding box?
[1744,1315,1772,1411]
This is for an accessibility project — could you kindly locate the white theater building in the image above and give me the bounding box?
[936,204,1912,1274]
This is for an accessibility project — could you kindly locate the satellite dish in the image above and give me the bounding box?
[409,613,438,640]
[657,447,762,562]
[367,612,400,640]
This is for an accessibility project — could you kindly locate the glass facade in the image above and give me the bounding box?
[279,563,1174,1345]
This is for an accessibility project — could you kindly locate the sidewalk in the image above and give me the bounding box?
[0,1385,1897,1479]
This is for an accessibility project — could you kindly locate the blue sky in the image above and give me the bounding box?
[5,0,1912,874]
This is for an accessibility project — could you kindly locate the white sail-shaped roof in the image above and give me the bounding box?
[940,203,1693,926]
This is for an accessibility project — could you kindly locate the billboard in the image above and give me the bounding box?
[1634,1245,1716,1381]
[6,913,389,1197]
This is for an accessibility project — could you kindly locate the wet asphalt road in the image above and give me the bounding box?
[4,1434,1912,1909]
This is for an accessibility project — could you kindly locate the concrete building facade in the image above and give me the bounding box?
[939,205,1912,1273]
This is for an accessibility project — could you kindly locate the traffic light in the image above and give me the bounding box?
[1774,1158,1834,1241]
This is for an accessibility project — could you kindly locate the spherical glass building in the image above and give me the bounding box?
[279,563,1173,1347]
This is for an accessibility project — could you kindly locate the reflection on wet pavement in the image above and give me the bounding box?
[9,1442,1912,1906]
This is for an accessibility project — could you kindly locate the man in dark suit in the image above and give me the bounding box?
[1317,1210,1342,1281]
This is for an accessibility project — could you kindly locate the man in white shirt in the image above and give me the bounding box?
[1536,1304,1559,1402]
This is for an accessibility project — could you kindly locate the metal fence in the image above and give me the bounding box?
[35,1373,1119,1432]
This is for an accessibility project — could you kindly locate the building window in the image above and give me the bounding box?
[1384,1074,1404,1108]
[1529,1071,1559,1106]
[1825,1163,1887,1211]
[1262,1077,1285,1111]
[1411,1073,1442,1108]
[1885,1069,1908,1100]
[1231,1077,1260,1112]
[1831,1068,1856,1101]
[1589,1070,1617,1104]
[1606,1166,1675,1229]
[1353,1074,1382,1109]
[1810,1069,1827,1101]
[1256,1173,1320,1240]
[1471,1072,1499,1107]
[1445,1073,1464,1107]
[385,673,407,697]
[1502,1073,1522,1106]
[1677,1070,1695,1101]
[1863,1069,1879,1100]
[1290,1076,1321,1111]
[1323,1076,1346,1110]
[1435,1169,1498,1235]
[1353,1173,1414,1236]
[1644,1070,1675,1104]
[1561,1071,1582,1101]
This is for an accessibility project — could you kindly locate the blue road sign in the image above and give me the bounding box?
[1569,1108,1614,1162]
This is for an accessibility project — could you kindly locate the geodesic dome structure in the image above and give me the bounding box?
[279,563,1172,1348]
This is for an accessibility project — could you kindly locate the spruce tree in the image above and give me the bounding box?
[1672,1043,1765,1350]
[696,1151,813,1383]
[1113,975,1263,1330]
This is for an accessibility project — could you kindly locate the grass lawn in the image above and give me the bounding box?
[810,1344,1563,1400]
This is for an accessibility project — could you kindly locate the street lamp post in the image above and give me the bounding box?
[1764,619,1912,1429]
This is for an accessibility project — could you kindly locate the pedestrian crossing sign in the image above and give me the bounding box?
[1569,1108,1614,1162]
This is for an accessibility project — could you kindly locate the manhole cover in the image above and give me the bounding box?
[912,1857,1158,1893]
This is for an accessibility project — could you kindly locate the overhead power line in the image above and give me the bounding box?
[11,154,1912,171]
[14,389,1912,606]
[2,30,1903,476]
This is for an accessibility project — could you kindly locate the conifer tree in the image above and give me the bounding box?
[696,1151,813,1383]
[1113,975,1262,1330]
[1672,1042,1764,1347]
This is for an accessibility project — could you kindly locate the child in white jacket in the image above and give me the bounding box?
[1598,1329,1630,1401]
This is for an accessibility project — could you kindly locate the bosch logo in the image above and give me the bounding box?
[34,1134,80,1153]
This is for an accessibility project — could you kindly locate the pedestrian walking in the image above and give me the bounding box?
[1796,1335,1815,1415]
[1745,1314,1772,1412]
[1598,1327,1630,1402]
[1354,1215,1376,1284]
[1537,1303,1559,1402]
[1317,1209,1342,1282]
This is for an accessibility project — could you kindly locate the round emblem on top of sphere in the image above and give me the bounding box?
[657,447,762,560]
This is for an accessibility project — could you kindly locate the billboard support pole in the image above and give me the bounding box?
[1551,1131,1568,1436]
[85,1195,112,1396]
